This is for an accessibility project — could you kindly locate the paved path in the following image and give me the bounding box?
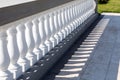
[80,13,120,80]
[42,13,120,80]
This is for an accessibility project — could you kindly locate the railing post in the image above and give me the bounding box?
[69,6,74,31]
[39,17,48,56]
[7,27,22,79]
[49,13,57,47]
[17,24,29,72]
[58,10,64,41]
[25,21,37,66]
[94,0,98,13]
[0,32,12,80]
[32,19,43,61]
[66,7,71,33]
[64,8,69,35]
[44,15,53,51]
[53,11,61,44]
[61,9,67,38]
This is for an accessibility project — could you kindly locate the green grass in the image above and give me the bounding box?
[98,0,120,13]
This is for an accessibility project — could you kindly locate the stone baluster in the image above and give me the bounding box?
[86,1,90,19]
[69,6,74,32]
[93,0,96,13]
[88,0,91,16]
[84,1,88,20]
[68,7,71,23]
[78,3,82,25]
[91,0,94,13]
[71,6,75,31]
[79,4,82,25]
[83,2,86,22]
[32,19,43,61]
[63,8,69,37]
[73,4,78,28]
[57,10,64,41]
[91,0,94,15]
[87,0,91,18]
[75,4,80,27]
[66,7,72,34]
[17,24,29,72]
[0,31,12,80]
[71,5,76,30]
[61,9,67,38]
[39,17,48,56]
[56,11,63,41]
[82,1,85,19]
[49,13,57,47]
[7,27,22,79]
[80,2,84,23]
[44,15,53,51]
[66,7,72,33]
[25,21,37,66]
[53,11,61,44]
[76,4,80,26]
[79,2,82,24]
[87,0,90,18]
[66,7,71,33]
[64,8,69,35]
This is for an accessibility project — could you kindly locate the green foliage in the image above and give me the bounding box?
[98,0,120,13]
[99,0,109,4]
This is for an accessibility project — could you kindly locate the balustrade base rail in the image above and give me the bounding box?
[17,13,99,80]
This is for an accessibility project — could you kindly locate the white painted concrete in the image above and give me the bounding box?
[0,0,36,8]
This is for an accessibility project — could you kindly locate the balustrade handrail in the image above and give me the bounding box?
[0,0,97,80]
[0,0,76,31]
[0,0,74,26]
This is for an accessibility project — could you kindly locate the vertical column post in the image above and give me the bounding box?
[32,19,43,61]
[53,11,61,44]
[39,17,48,56]
[7,27,22,79]
[49,13,57,47]
[57,10,63,39]
[25,21,37,66]
[44,15,53,51]
[94,0,98,13]
[17,24,29,72]
[0,32,12,80]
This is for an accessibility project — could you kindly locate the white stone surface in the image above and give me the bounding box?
[0,0,36,8]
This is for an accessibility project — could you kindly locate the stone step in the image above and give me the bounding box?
[82,42,97,45]
[77,47,94,51]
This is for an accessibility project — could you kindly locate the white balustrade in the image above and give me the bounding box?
[0,0,97,79]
